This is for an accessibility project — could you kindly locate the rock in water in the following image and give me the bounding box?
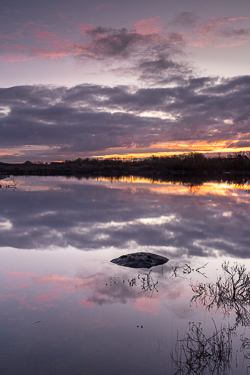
[111,252,169,269]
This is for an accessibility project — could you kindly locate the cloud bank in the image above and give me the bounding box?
[0,73,250,161]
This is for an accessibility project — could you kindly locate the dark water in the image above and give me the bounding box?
[1,176,250,374]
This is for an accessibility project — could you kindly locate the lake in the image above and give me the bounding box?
[1,176,250,374]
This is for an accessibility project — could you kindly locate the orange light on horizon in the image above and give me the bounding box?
[95,139,250,160]
[92,176,250,196]
[94,148,250,160]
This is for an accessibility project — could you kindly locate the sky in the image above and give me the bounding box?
[0,0,250,162]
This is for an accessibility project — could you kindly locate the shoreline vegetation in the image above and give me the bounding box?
[1,152,250,185]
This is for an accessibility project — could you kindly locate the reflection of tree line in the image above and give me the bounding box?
[2,153,250,188]
[172,262,250,374]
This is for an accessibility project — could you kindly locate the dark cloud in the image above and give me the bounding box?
[85,277,140,305]
[76,25,188,84]
[172,12,200,29]
[228,140,250,148]
[139,56,176,74]
[218,28,249,38]
[80,27,152,58]
[203,75,250,93]
[137,55,185,82]
[84,26,113,37]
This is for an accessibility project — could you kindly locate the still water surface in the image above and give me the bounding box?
[1,176,250,374]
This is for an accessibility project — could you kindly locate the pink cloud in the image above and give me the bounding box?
[1,39,77,62]
[0,21,75,61]
[217,40,248,48]
[95,2,113,10]
[35,30,58,40]
[58,12,70,21]
[220,16,250,23]
[79,296,94,308]
[10,44,28,50]
[22,21,35,28]
[0,17,180,63]
[133,17,162,35]
[6,270,36,286]
[38,292,60,302]
[0,292,38,311]
[0,33,11,40]
[25,303,38,311]
[31,46,74,60]
[0,21,54,42]
[1,54,35,63]
[0,293,12,302]
[78,23,93,35]
[2,43,28,52]
[188,16,250,47]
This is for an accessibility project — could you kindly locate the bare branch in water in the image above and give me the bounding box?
[171,263,208,279]
[171,320,235,375]
[191,262,250,327]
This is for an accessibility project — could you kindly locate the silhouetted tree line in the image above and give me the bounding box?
[59,151,250,173]
[1,152,250,181]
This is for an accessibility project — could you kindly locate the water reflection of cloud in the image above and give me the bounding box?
[132,297,160,315]
[0,262,193,316]
[0,177,250,259]
[86,281,139,306]
[1,270,84,312]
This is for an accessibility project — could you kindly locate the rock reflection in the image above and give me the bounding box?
[191,262,250,327]
[171,320,235,375]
